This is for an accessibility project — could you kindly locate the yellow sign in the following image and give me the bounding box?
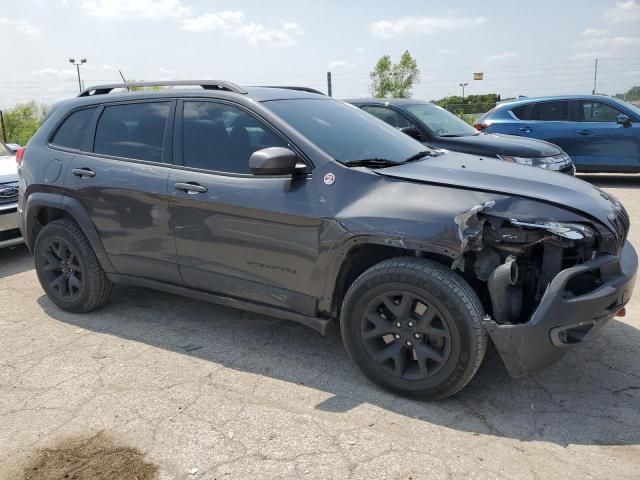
[473,72,484,80]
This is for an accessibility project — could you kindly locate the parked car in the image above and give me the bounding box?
[6,143,21,154]
[347,98,575,174]
[0,140,23,248]
[476,95,640,173]
[18,81,636,399]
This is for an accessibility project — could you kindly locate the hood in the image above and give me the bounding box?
[0,157,18,184]
[377,151,616,228]
[429,133,562,158]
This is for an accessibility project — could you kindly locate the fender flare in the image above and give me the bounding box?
[317,233,462,315]
[24,192,115,273]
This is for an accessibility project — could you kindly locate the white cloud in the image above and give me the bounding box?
[484,52,518,61]
[81,0,191,19]
[604,0,640,23]
[0,18,39,35]
[579,35,640,47]
[581,27,606,37]
[157,67,175,75]
[31,68,77,78]
[354,47,365,55]
[328,60,351,70]
[437,48,455,55]
[370,15,485,38]
[181,11,303,47]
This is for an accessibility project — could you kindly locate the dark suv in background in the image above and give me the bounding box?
[347,98,575,174]
[17,81,636,399]
[476,95,640,173]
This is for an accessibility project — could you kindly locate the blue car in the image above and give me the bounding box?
[476,95,640,173]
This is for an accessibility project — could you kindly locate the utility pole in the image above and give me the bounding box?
[459,82,468,100]
[0,110,6,143]
[69,58,87,92]
[592,58,598,95]
[327,72,332,97]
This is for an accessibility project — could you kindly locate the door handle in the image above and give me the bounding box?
[577,129,593,136]
[71,168,96,178]
[174,182,208,194]
[518,127,532,133]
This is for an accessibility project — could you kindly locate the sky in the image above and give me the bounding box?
[1,0,639,108]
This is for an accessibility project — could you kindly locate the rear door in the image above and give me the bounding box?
[168,99,322,315]
[573,100,640,172]
[512,100,575,155]
[64,100,180,284]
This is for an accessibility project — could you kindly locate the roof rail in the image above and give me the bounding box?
[255,86,326,95]
[78,80,247,97]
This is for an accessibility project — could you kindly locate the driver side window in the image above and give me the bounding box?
[362,106,413,129]
[182,101,288,174]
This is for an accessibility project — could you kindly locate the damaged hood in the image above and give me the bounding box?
[377,152,617,227]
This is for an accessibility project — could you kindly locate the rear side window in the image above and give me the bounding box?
[50,107,97,150]
[580,101,622,122]
[361,106,412,129]
[94,102,170,162]
[515,101,569,121]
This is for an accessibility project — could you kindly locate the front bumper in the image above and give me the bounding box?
[484,241,637,377]
[0,201,23,248]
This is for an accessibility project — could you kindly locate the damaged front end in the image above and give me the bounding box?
[453,198,637,377]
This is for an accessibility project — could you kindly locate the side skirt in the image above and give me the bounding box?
[107,273,333,335]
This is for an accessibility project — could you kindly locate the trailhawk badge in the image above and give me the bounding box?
[323,172,335,186]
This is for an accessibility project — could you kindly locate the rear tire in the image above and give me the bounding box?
[34,219,112,313]
[340,257,486,399]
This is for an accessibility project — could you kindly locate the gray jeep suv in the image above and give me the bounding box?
[17,81,637,399]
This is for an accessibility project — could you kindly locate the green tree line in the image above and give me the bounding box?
[1,101,48,146]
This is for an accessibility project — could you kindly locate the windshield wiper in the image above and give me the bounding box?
[402,150,440,163]
[344,158,399,168]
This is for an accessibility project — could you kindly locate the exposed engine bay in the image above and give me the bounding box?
[453,200,627,325]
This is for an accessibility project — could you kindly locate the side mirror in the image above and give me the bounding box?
[399,126,423,141]
[249,147,305,175]
[616,114,632,127]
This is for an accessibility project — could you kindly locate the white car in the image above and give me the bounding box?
[0,141,22,248]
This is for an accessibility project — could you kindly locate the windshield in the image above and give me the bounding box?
[0,142,12,156]
[405,104,478,137]
[264,98,426,164]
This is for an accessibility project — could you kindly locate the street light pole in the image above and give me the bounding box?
[459,82,469,100]
[69,58,87,92]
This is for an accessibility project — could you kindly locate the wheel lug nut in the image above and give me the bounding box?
[408,321,414,327]
[394,334,401,340]
[414,333,421,339]
[395,322,402,328]
[406,340,413,346]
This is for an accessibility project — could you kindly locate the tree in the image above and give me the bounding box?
[369,50,420,98]
[1,101,48,146]
[614,86,640,102]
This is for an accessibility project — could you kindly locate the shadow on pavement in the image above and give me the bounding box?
[578,173,640,189]
[37,285,640,448]
[0,244,33,279]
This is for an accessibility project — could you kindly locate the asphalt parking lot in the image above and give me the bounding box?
[1,174,639,480]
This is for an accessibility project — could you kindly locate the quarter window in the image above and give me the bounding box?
[580,101,622,122]
[361,106,412,129]
[93,102,170,162]
[182,101,288,173]
[51,107,97,150]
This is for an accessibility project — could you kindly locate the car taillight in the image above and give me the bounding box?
[15,147,25,165]
[474,122,489,131]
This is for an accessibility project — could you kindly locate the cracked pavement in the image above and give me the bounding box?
[1,174,639,479]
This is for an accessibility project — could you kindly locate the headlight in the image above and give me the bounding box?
[510,220,595,241]
[498,153,571,171]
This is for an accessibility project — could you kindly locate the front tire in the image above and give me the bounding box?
[34,219,112,313]
[340,257,486,399]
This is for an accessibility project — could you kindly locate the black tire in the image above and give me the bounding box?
[34,219,112,313]
[340,257,487,399]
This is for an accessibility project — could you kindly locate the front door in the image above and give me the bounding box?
[513,100,575,156]
[168,100,322,315]
[64,100,180,284]
[573,100,640,172]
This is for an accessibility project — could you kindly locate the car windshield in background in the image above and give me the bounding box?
[405,104,478,137]
[264,98,425,164]
[0,142,12,156]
